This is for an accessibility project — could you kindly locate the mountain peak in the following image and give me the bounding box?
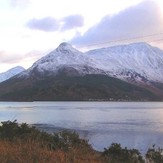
[58,42,72,48]
[54,42,83,56]
[56,42,74,52]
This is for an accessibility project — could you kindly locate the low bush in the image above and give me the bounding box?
[146,145,163,163]
[0,120,91,151]
[102,143,144,163]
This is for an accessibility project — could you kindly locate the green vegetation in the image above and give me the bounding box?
[0,74,160,101]
[146,145,163,163]
[103,143,144,163]
[0,120,163,163]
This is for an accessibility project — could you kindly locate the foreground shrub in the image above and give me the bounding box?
[146,145,163,163]
[0,120,40,140]
[0,120,91,151]
[102,143,144,163]
[0,120,101,163]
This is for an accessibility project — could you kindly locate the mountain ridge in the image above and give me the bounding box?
[17,42,104,79]
[16,42,163,84]
[0,42,163,101]
[86,42,163,83]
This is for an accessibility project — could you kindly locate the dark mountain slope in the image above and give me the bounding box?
[0,74,160,101]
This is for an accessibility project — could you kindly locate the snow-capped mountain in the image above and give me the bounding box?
[86,42,163,83]
[17,42,163,84]
[0,66,25,83]
[19,42,105,78]
[0,42,163,101]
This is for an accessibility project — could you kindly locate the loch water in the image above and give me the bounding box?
[0,101,163,153]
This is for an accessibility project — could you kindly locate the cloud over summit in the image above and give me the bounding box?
[61,15,84,31]
[71,1,163,47]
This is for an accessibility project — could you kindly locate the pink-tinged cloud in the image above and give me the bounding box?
[0,50,42,64]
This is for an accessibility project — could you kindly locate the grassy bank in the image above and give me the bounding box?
[0,120,162,163]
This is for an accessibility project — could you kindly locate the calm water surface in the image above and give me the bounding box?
[0,101,163,153]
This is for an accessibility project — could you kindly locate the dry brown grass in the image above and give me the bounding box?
[0,140,55,163]
[0,140,104,163]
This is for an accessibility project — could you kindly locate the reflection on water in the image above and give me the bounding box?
[0,101,163,153]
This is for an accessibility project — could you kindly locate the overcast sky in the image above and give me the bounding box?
[0,0,163,72]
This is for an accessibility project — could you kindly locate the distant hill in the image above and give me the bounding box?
[0,66,25,83]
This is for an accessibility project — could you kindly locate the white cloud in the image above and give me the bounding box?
[9,0,30,8]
